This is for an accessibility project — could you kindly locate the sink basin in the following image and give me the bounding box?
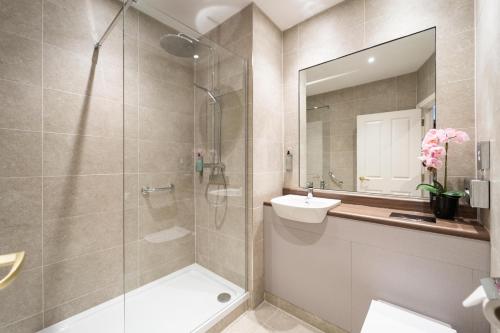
[270,194,341,223]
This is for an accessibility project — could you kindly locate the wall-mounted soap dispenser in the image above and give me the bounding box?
[285,150,293,171]
[465,141,490,208]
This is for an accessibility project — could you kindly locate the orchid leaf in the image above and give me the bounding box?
[416,184,441,195]
[433,181,445,192]
[443,191,466,198]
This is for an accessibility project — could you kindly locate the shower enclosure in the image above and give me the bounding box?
[0,0,247,332]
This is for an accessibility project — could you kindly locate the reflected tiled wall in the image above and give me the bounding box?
[305,72,419,191]
[476,2,500,330]
[283,0,476,192]
[0,0,197,330]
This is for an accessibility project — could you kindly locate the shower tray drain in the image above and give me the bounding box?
[217,292,231,303]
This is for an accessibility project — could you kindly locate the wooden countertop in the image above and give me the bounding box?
[263,201,489,241]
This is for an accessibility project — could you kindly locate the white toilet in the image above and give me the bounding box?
[361,300,457,333]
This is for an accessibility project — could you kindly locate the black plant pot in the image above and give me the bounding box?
[432,195,459,219]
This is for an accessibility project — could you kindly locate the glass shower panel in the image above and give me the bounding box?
[123,3,247,333]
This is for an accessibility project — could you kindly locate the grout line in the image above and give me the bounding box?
[0,77,42,89]
[43,244,125,268]
[43,280,123,314]
[135,11,141,292]
[41,0,46,327]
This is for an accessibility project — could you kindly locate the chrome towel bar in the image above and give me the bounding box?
[142,184,175,195]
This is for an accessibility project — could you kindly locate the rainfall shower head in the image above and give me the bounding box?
[159,33,201,58]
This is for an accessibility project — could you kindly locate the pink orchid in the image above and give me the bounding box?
[436,129,448,143]
[424,156,443,169]
[451,130,470,143]
[419,128,470,191]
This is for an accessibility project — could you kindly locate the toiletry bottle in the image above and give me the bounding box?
[286,150,293,171]
[196,153,203,173]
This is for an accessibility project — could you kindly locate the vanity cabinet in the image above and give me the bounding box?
[263,206,490,333]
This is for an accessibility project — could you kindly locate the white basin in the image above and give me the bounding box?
[270,194,341,223]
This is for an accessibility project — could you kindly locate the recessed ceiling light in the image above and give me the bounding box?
[368,56,375,64]
[193,54,199,59]
[314,106,318,109]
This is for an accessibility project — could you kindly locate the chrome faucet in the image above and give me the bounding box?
[306,185,314,199]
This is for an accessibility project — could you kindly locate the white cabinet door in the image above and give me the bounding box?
[357,109,421,196]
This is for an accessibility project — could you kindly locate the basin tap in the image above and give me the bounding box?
[307,186,314,199]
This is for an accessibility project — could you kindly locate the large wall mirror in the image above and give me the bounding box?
[299,28,436,198]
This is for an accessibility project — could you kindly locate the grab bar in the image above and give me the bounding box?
[0,251,25,290]
[142,184,175,195]
[328,171,344,187]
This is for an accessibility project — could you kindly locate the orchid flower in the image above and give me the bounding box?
[417,128,470,196]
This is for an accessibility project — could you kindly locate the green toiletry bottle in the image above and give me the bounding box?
[196,153,203,173]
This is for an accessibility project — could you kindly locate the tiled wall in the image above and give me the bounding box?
[305,72,419,191]
[205,4,284,307]
[130,12,196,287]
[250,5,283,307]
[476,2,500,332]
[194,29,248,288]
[283,0,476,192]
[0,0,198,330]
[417,53,436,103]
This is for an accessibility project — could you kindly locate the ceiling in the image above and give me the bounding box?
[305,29,436,96]
[135,0,345,33]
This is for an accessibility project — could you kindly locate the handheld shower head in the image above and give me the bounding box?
[194,83,217,103]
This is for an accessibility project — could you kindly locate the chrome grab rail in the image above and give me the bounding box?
[142,184,175,195]
[328,171,344,186]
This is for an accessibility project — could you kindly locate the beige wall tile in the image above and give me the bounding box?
[0,129,42,177]
[139,41,193,88]
[0,314,43,333]
[437,29,475,84]
[139,254,194,286]
[0,177,42,270]
[0,0,42,41]
[138,12,176,49]
[43,210,125,265]
[139,106,194,143]
[43,133,123,176]
[0,80,42,131]
[43,89,123,138]
[43,174,123,219]
[139,234,194,272]
[138,141,193,173]
[0,30,42,86]
[139,199,194,237]
[43,283,123,327]
[43,44,123,102]
[138,73,193,113]
[0,268,43,327]
[43,246,123,309]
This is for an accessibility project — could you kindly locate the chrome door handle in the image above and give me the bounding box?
[0,251,25,290]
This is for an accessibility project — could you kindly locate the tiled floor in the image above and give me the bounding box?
[222,302,324,333]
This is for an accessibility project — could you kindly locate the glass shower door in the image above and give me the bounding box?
[123,2,248,332]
